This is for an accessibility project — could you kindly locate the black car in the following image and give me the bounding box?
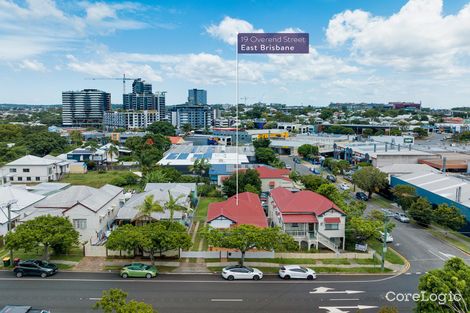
[13,260,58,278]
[0,306,50,313]
[355,192,368,201]
[326,174,336,182]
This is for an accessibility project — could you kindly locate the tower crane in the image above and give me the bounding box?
[85,74,139,94]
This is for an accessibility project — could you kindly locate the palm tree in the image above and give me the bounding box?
[137,195,164,221]
[165,191,188,222]
[189,158,210,184]
[107,144,119,163]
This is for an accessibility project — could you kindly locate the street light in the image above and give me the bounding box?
[0,199,17,266]
[381,216,389,272]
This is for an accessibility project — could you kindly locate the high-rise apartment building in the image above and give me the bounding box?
[123,79,166,120]
[62,89,111,128]
[188,89,207,105]
[168,104,212,130]
[103,110,159,130]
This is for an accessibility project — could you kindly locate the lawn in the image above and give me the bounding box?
[194,197,223,222]
[61,170,138,188]
[368,239,405,265]
[5,247,84,263]
[429,226,470,255]
[320,258,351,265]
[369,195,394,209]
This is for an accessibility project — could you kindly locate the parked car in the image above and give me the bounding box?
[394,212,410,223]
[355,192,368,201]
[379,231,394,243]
[120,263,158,279]
[221,265,263,281]
[279,265,316,280]
[310,167,320,174]
[285,165,292,170]
[293,157,301,164]
[339,183,350,190]
[326,174,336,183]
[380,208,395,218]
[344,175,354,183]
[13,260,58,278]
[0,306,50,313]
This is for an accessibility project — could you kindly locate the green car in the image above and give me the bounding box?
[120,263,158,279]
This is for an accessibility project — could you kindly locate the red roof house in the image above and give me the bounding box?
[255,166,293,191]
[207,192,268,229]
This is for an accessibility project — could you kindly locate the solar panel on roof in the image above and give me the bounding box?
[193,154,204,159]
[177,153,189,159]
[166,153,179,160]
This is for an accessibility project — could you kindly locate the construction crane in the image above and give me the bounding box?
[85,74,139,94]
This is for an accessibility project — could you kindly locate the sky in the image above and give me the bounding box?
[1,0,470,108]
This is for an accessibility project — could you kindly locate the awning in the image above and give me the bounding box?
[283,214,318,223]
[324,217,341,223]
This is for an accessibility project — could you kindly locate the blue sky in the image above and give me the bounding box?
[1,0,470,108]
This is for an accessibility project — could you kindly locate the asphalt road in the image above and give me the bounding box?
[0,271,419,313]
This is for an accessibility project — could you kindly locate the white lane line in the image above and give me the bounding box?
[211,299,243,302]
[88,298,102,301]
[427,249,446,261]
[405,273,411,275]
[416,272,422,275]
[329,298,360,301]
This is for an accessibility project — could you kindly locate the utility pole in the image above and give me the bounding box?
[1,200,16,266]
[381,217,389,272]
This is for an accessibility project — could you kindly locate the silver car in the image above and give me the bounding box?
[394,212,410,223]
[279,265,316,280]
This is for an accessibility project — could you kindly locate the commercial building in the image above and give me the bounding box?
[188,89,207,105]
[123,79,166,120]
[168,104,212,130]
[277,122,311,134]
[389,102,421,110]
[62,89,111,128]
[103,110,159,130]
[270,134,349,156]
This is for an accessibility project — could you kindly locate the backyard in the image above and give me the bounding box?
[61,170,139,189]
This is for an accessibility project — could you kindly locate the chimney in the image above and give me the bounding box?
[442,157,447,174]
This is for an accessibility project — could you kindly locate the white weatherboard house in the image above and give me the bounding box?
[21,184,125,244]
[2,155,70,183]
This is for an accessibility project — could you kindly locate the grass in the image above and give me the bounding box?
[354,257,381,265]
[369,195,394,209]
[368,239,405,265]
[207,266,392,274]
[194,197,223,222]
[320,258,351,265]
[428,226,470,255]
[8,247,84,263]
[57,264,75,270]
[61,170,138,188]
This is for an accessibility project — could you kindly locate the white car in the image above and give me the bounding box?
[379,231,394,243]
[394,212,410,223]
[221,265,263,281]
[339,183,350,190]
[286,165,292,170]
[279,265,316,280]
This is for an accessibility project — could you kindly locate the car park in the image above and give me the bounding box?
[339,183,350,190]
[120,263,158,279]
[13,260,58,278]
[221,265,263,281]
[278,265,316,280]
[379,231,394,243]
[326,174,336,182]
[355,192,368,201]
[394,212,410,223]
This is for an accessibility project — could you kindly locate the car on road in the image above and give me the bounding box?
[394,212,410,223]
[285,165,292,170]
[278,265,316,280]
[339,183,350,190]
[355,192,368,201]
[120,263,158,279]
[379,231,394,243]
[326,174,336,182]
[0,306,50,313]
[309,167,320,174]
[221,265,263,281]
[293,157,301,164]
[380,208,395,218]
[13,260,58,278]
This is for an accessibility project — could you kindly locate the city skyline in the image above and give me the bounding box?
[1,0,470,108]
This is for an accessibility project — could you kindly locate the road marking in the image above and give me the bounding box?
[211,299,243,302]
[416,272,422,275]
[405,273,411,275]
[88,298,102,301]
[439,251,455,259]
[310,287,364,294]
[319,305,378,313]
[329,298,359,301]
[428,250,446,261]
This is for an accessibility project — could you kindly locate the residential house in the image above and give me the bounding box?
[116,183,196,226]
[207,192,267,229]
[21,184,125,244]
[2,155,71,183]
[268,187,346,252]
[255,166,294,192]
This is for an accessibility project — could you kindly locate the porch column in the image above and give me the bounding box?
[342,237,345,250]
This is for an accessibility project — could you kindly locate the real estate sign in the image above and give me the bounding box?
[238,33,309,54]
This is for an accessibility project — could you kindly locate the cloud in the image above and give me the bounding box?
[18,59,46,72]
[206,16,263,45]
[325,0,470,74]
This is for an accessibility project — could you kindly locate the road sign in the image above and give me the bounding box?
[238,33,309,54]
[310,287,365,295]
[355,243,367,252]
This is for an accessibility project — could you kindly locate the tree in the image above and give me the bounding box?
[21,131,68,156]
[147,121,175,136]
[164,191,188,221]
[5,215,79,260]
[389,128,402,136]
[107,144,119,162]
[300,175,328,192]
[289,170,301,183]
[106,221,191,264]
[181,123,192,133]
[416,257,470,313]
[138,195,164,219]
[189,158,210,183]
[204,225,297,265]
[317,183,346,209]
[408,197,433,227]
[136,145,162,174]
[352,167,388,199]
[94,288,157,313]
[297,144,319,159]
[432,204,466,231]
[222,169,261,197]
[392,185,418,211]
[255,147,277,164]
[414,127,428,138]
[362,128,374,137]
[335,160,351,174]
[252,138,271,149]
[70,130,83,145]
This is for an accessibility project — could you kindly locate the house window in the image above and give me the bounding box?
[9,168,16,173]
[26,177,31,181]
[9,177,13,181]
[23,168,30,173]
[73,219,87,230]
[17,177,22,181]
[325,223,339,230]
[35,177,40,181]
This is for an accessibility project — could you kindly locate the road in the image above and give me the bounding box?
[0,271,419,313]
[281,155,317,176]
